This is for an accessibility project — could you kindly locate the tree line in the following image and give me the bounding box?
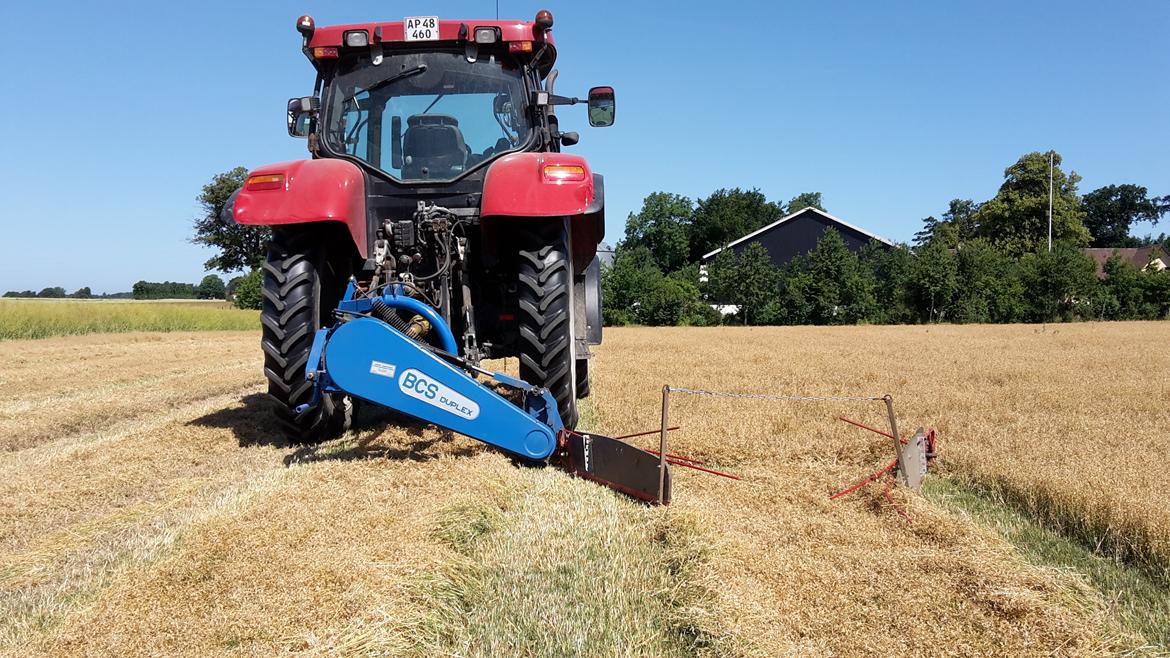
[604,151,1169,326]
[5,276,230,301]
[2,287,128,299]
[130,276,228,300]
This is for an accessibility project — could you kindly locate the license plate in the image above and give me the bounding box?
[404,16,439,41]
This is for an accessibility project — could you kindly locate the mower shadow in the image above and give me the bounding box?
[187,393,483,464]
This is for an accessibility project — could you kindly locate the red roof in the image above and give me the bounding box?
[306,19,556,75]
[309,20,552,49]
[1082,247,1158,277]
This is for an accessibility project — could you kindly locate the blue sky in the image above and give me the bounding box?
[1,1,1167,293]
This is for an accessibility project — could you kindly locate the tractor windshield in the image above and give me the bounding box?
[323,50,533,182]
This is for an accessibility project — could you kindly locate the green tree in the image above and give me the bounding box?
[37,287,66,298]
[226,275,245,299]
[1147,233,1170,252]
[908,242,958,322]
[945,199,979,243]
[191,166,269,273]
[705,248,740,309]
[1081,184,1168,248]
[197,274,227,299]
[132,281,197,300]
[601,245,664,325]
[973,151,1090,254]
[859,241,914,324]
[1142,268,1170,319]
[71,286,92,299]
[786,192,825,214]
[801,229,875,324]
[232,270,263,310]
[1097,253,1146,319]
[639,277,713,326]
[688,188,785,262]
[707,243,781,325]
[621,192,692,273]
[951,240,1024,323]
[773,260,813,325]
[1017,246,1098,322]
[913,200,978,248]
[913,215,952,247]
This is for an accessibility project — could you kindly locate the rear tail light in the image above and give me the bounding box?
[312,46,339,59]
[509,41,533,53]
[542,164,586,183]
[245,174,285,191]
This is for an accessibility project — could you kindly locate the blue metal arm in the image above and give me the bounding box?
[316,317,559,460]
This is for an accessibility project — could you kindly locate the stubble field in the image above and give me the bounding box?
[1,323,1167,656]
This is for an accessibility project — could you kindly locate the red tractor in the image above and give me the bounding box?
[231,11,613,443]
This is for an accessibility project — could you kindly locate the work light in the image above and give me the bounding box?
[344,30,369,48]
[474,27,499,44]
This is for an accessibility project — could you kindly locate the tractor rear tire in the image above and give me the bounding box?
[261,228,353,444]
[517,220,579,429]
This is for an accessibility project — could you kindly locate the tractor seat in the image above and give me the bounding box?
[401,114,469,179]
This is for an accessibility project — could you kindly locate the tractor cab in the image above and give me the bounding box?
[286,13,614,186]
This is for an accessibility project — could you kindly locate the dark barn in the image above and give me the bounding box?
[700,207,896,268]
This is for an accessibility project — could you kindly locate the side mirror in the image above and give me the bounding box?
[587,86,615,127]
[287,96,320,138]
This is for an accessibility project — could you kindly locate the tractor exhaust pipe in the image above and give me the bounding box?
[545,69,558,113]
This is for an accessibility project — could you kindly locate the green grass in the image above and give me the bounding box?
[0,299,258,340]
[925,476,1170,653]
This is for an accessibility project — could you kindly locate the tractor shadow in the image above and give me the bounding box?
[188,393,288,448]
[188,394,483,465]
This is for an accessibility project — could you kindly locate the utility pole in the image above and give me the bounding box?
[1048,151,1054,253]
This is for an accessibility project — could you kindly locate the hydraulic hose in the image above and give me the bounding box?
[371,298,414,334]
[371,298,433,341]
[371,292,459,354]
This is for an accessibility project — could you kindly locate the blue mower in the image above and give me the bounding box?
[300,281,671,504]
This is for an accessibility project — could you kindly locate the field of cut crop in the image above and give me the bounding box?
[2,323,1168,656]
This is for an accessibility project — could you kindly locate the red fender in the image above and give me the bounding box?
[233,159,368,257]
[481,153,596,218]
[481,153,604,269]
